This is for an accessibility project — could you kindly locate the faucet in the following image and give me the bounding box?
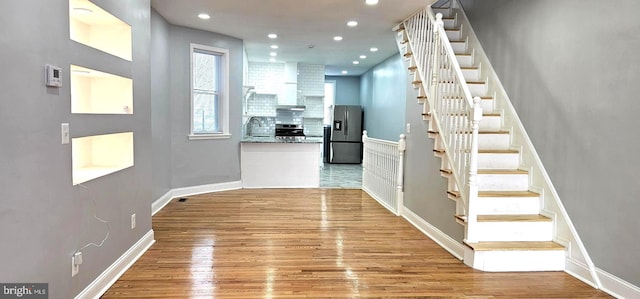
[246,116,263,137]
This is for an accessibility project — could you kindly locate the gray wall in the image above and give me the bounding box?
[0,0,152,298]
[460,0,640,285]
[151,10,172,201]
[359,54,407,141]
[326,76,361,105]
[403,83,464,243]
[168,26,244,188]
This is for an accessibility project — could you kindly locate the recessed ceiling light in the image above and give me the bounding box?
[342,70,348,74]
[366,0,379,5]
[353,61,360,65]
[308,45,315,49]
[73,7,93,15]
[333,36,343,41]
[370,47,378,52]
[270,45,279,49]
[269,58,276,62]
[347,21,358,27]
[268,33,278,39]
[270,52,277,57]
[198,13,210,20]
[360,55,367,59]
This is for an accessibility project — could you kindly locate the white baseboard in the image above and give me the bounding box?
[401,206,464,260]
[151,190,173,216]
[565,258,598,289]
[152,181,242,215]
[75,230,155,299]
[597,267,640,299]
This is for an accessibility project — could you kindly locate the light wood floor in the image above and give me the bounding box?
[104,189,610,298]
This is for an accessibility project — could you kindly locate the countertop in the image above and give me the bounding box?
[241,136,323,144]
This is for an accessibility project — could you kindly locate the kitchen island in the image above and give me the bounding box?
[241,136,322,188]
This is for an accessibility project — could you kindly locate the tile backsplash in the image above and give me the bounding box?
[245,62,326,137]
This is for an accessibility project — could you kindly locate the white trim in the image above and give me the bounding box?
[401,206,465,260]
[151,190,173,216]
[188,133,232,140]
[74,230,155,299]
[565,257,599,289]
[597,267,640,299]
[152,181,243,215]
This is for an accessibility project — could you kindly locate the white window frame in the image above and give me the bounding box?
[188,43,231,140]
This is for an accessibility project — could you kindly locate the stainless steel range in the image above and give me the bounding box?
[275,124,306,141]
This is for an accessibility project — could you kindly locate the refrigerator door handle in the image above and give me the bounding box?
[344,110,349,136]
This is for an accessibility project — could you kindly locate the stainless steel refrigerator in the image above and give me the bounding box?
[329,105,363,164]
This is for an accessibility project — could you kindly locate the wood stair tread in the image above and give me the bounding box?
[478,214,551,222]
[465,241,564,251]
[436,148,516,155]
[455,214,551,222]
[479,130,510,134]
[448,190,540,198]
[477,169,528,174]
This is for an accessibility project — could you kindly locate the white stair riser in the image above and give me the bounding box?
[438,68,480,82]
[461,68,480,81]
[476,196,541,215]
[478,134,510,150]
[456,55,473,67]
[464,247,565,272]
[477,173,529,191]
[477,152,519,169]
[443,18,456,28]
[451,41,467,53]
[475,221,553,242]
[446,30,462,40]
[480,99,494,113]
[467,83,487,97]
[433,8,453,18]
[479,116,501,131]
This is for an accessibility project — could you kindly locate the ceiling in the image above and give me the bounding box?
[150,0,431,76]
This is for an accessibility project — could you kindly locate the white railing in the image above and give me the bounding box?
[362,131,406,216]
[402,6,482,241]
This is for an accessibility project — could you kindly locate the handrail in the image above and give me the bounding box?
[401,3,481,242]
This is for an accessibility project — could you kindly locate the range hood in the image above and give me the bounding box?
[281,62,299,105]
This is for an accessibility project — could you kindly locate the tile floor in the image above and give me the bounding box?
[319,163,362,188]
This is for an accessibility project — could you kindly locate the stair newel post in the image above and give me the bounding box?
[429,13,444,112]
[396,134,407,215]
[465,96,483,243]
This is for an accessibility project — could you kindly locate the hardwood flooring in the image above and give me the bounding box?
[103,189,610,298]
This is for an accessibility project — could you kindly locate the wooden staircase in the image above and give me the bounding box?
[395,4,565,271]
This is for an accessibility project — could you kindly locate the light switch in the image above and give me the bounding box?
[406,123,411,133]
[61,123,69,144]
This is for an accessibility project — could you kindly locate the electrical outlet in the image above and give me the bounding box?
[71,255,79,277]
[131,213,136,229]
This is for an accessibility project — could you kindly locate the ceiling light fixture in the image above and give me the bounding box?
[73,7,93,15]
[270,45,279,49]
[353,61,360,65]
[333,36,343,41]
[198,13,210,20]
[342,70,348,74]
[365,0,379,5]
[347,21,358,27]
[370,47,378,52]
[270,52,277,57]
[268,33,278,39]
[360,55,367,59]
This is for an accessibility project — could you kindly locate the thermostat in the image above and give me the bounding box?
[45,64,62,87]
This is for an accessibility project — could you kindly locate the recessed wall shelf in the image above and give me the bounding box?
[72,132,134,185]
[69,0,132,61]
[70,65,133,114]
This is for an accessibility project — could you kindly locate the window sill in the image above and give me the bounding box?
[188,133,232,140]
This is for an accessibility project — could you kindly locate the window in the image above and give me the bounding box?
[189,44,230,139]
